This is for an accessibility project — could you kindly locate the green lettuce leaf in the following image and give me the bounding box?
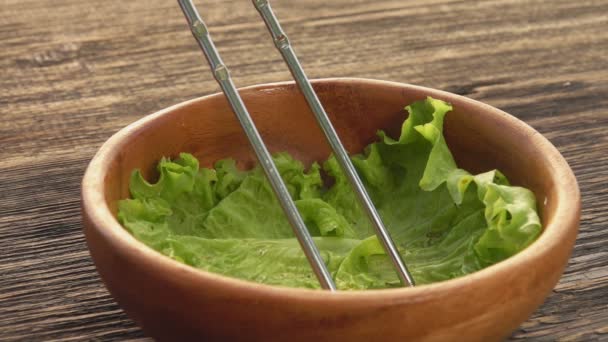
[163,236,360,289]
[117,97,542,290]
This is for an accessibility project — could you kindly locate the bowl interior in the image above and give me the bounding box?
[104,79,555,227]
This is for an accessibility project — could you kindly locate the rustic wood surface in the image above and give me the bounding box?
[0,0,606,340]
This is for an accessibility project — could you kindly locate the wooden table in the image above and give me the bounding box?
[1,0,606,340]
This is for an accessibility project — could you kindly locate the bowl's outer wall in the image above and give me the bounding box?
[82,79,580,341]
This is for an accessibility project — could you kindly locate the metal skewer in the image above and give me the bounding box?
[252,0,415,287]
[178,0,337,291]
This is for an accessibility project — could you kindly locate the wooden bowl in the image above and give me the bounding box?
[81,78,580,341]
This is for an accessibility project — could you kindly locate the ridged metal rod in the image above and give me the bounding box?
[252,0,415,287]
[177,0,337,291]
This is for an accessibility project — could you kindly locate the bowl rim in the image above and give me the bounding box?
[81,77,580,302]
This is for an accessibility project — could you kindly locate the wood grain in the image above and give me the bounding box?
[0,0,606,340]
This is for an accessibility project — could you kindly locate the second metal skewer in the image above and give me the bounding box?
[252,0,415,287]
